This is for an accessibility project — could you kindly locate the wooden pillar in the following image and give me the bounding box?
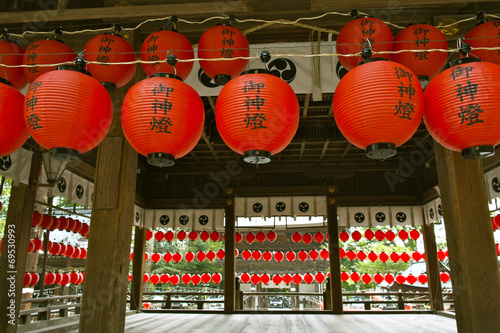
[78,88,138,332]
[224,191,235,313]
[434,142,500,332]
[421,221,444,311]
[0,150,42,332]
[327,196,343,313]
[130,227,146,311]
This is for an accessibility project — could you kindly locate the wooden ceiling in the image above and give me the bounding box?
[4,0,500,206]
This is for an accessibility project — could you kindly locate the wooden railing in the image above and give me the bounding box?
[19,294,82,324]
[342,292,454,311]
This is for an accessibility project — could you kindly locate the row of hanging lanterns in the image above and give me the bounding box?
[46,242,87,259]
[339,229,421,242]
[43,272,84,285]
[142,272,222,285]
[23,273,40,287]
[32,212,90,236]
[239,272,326,285]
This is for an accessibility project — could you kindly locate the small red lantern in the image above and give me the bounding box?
[379,252,389,263]
[143,302,151,310]
[339,231,349,242]
[357,251,367,261]
[163,252,173,263]
[199,231,210,242]
[198,25,249,85]
[266,230,277,242]
[201,273,211,284]
[309,250,319,261]
[385,273,395,284]
[364,229,375,240]
[31,273,41,286]
[320,249,329,260]
[65,245,75,257]
[314,232,325,243]
[185,251,195,262]
[196,251,206,262]
[440,272,450,283]
[385,230,396,242]
[368,251,378,262]
[336,17,393,71]
[58,244,67,256]
[398,230,409,241]
[395,274,406,284]
[291,232,302,243]
[69,272,79,284]
[160,274,170,284]
[24,39,75,84]
[274,251,284,262]
[245,232,256,244]
[351,231,362,242]
[40,214,53,229]
[145,229,153,240]
[206,250,216,261]
[315,272,326,284]
[144,253,149,261]
[58,217,69,231]
[150,274,160,285]
[418,274,428,284]
[240,273,251,284]
[24,64,112,161]
[32,212,43,227]
[151,253,161,263]
[374,273,384,284]
[215,71,300,164]
[28,240,35,253]
[154,231,164,242]
[255,231,266,243]
[177,230,187,241]
[282,274,293,285]
[216,249,225,260]
[141,30,194,80]
[302,233,313,244]
[409,229,420,240]
[341,272,350,282]
[0,82,29,157]
[298,250,308,262]
[191,274,201,285]
[400,252,411,263]
[172,252,182,263]
[49,243,60,255]
[23,273,32,287]
[272,274,283,285]
[333,60,424,159]
[393,24,448,82]
[53,273,63,285]
[262,251,273,262]
[188,231,198,241]
[242,250,252,260]
[375,230,386,241]
[252,250,262,261]
[122,75,204,167]
[407,274,417,285]
[361,273,372,284]
[0,39,28,91]
[261,273,270,285]
[303,273,314,284]
[292,274,303,285]
[32,238,43,252]
[412,251,422,261]
[210,231,220,242]
[181,273,191,285]
[424,59,500,158]
[79,248,87,259]
[170,275,180,286]
[49,217,60,231]
[251,274,261,285]
[235,232,243,243]
[143,273,150,283]
[84,33,136,90]
[66,218,76,232]
[464,20,500,66]
[390,252,400,263]
[286,251,296,262]
[437,250,446,261]
[346,250,357,261]
[350,272,361,283]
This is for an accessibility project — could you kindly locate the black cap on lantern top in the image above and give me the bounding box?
[57,53,93,77]
[260,50,271,64]
[443,56,481,70]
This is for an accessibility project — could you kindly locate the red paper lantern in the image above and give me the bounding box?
[160,274,170,284]
[393,24,448,82]
[314,232,325,243]
[309,250,319,261]
[440,272,450,283]
[30,273,40,286]
[49,217,60,231]
[198,25,249,85]
[65,245,75,257]
[351,231,362,242]
[252,250,262,261]
[336,17,393,71]
[292,274,303,285]
[141,30,194,81]
[188,231,198,241]
[143,273,149,283]
[272,274,283,285]
[340,248,346,259]
[23,273,32,287]
[32,238,43,252]
[72,248,81,259]
[45,272,56,285]
[262,251,273,261]
[274,251,284,262]
[199,231,210,242]
[150,274,160,285]
[346,250,357,261]
[143,303,151,310]
[122,76,204,167]
[0,40,28,91]
[298,250,308,262]
[357,251,367,261]
[170,275,180,286]
[40,215,53,229]
[0,80,27,155]
[235,232,243,243]
[315,272,326,284]
[181,273,191,285]
[464,20,500,66]
[341,272,350,282]
[424,59,500,158]
[215,71,300,164]
[320,249,329,260]
[163,252,172,263]
[350,272,361,283]
[53,273,63,285]
[255,231,266,243]
[58,217,69,231]
[494,215,500,230]
[286,251,296,262]
[28,240,35,253]
[260,273,270,285]
[201,273,211,284]
[375,230,386,241]
[339,231,349,242]
[210,231,220,242]
[185,251,195,262]
[216,249,225,260]
[374,273,384,284]
[302,233,313,244]
[144,252,149,261]
[58,244,66,256]
[206,250,216,261]
[177,230,187,241]
[291,232,302,243]
[385,273,395,284]
[23,39,75,84]
[412,251,422,261]
[84,33,136,89]
[251,274,261,285]
[398,230,409,241]
[146,229,153,240]
[282,274,293,285]
[379,252,389,263]
[32,212,43,227]
[364,229,375,240]
[409,229,420,240]
[79,248,87,259]
[400,252,411,263]
[191,274,201,285]
[395,274,406,284]
[49,243,61,255]
[303,273,314,284]
[418,274,428,284]
[172,253,182,263]
[151,253,160,263]
[242,250,252,260]
[66,218,76,232]
[361,273,372,284]
[333,60,424,159]
[24,66,112,161]
[240,273,251,284]
[437,250,446,261]
[492,217,500,231]
[154,231,164,242]
[390,252,400,263]
[407,274,417,285]
[196,251,206,262]
[245,232,256,244]
[69,272,79,284]
[385,230,396,242]
[368,251,378,262]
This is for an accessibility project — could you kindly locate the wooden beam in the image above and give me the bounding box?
[302,93,311,120]
[0,2,248,24]
[130,227,146,311]
[422,221,444,311]
[319,139,330,162]
[224,192,236,313]
[0,150,41,332]
[434,142,500,332]
[327,197,342,314]
[314,0,500,11]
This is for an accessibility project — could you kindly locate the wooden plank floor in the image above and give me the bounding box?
[66,313,457,332]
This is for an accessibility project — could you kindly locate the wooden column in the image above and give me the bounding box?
[79,88,138,332]
[0,150,42,332]
[434,142,500,332]
[327,196,343,313]
[422,220,444,311]
[130,227,146,311]
[224,191,236,313]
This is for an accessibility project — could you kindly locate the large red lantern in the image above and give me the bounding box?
[336,17,393,71]
[341,272,350,282]
[412,251,422,261]
[32,212,43,227]
[346,250,357,261]
[393,24,448,83]
[198,25,249,85]
[215,71,300,164]
[188,231,198,241]
[395,274,406,284]
[418,274,428,284]
[406,274,417,285]
[185,251,195,262]
[30,273,40,286]
[315,272,326,284]
[400,252,411,263]
[385,230,396,242]
[177,230,187,241]
[24,64,112,161]
[333,59,424,159]
[45,272,56,285]
[122,75,204,166]
[199,231,210,242]
[385,273,395,284]
[154,231,164,242]
[379,252,389,263]
[424,58,500,158]
[216,249,225,260]
[241,250,252,260]
[0,39,28,91]
[172,253,182,263]
[368,251,378,262]
[357,251,367,261]
[84,33,136,90]
[302,233,313,244]
[206,250,216,261]
[440,272,450,283]
[0,82,29,157]
[141,30,194,80]
[170,275,180,286]
[390,252,400,263]
[196,251,206,262]
[351,231,362,242]
[23,39,75,84]
[464,20,500,65]
[339,231,349,242]
[143,273,149,283]
[398,230,409,241]
[210,231,220,242]
[163,252,173,262]
[364,229,375,240]
[410,229,420,240]
[181,273,191,285]
[151,253,161,263]
[235,232,243,243]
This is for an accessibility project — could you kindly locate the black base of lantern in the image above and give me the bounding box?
[50,148,80,162]
[102,81,117,92]
[365,143,397,160]
[444,57,482,70]
[462,145,495,159]
[151,73,182,81]
[147,152,175,167]
[243,150,272,164]
[0,77,13,87]
[214,74,231,86]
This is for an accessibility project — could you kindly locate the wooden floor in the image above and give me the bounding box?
[66,313,457,333]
